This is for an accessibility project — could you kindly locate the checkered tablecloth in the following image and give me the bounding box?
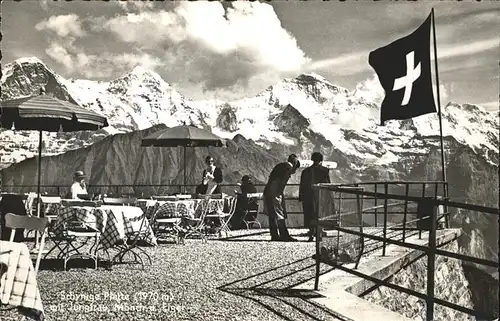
[143,198,225,219]
[100,205,157,247]
[193,198,226,217]
[53,206,156,249]
[0,241,44,321]
[154,200,198,219]
[41,202,62,217]
[53,206,107,235]
[136,199,159,218]
[136,198,227,222]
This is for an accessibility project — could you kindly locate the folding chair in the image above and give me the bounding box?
[60,217,101,271]
[48,205,102,270]
[152,200,195,244]
[205,196,238,238]
[112,210,152,269]
[184,197,212,243]
[5,213,49,273]
[242,194,262,229]
[154,215,183,244]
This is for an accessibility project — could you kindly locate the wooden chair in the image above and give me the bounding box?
[5,213,49,273]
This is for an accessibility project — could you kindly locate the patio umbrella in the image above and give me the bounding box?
[141,125,223,193]
[0,88,109,216]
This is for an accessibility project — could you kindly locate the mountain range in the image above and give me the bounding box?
[0,57,498,267]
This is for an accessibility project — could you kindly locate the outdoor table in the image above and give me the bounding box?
[140,198,226,220]
[154,200,198,219]
[192,198,226,217]
[52,205,156,249]
[0,241,44,321]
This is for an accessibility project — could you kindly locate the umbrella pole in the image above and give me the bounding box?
[34,130,42,247]
[37,130,42,217]
[183,145,187,194]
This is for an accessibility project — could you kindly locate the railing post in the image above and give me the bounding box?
[434,183,441,229]
[374,183,378,227]
[402,183,409,243]
[354,187,364,270]
[314,185,321,291]
[444,182,450,228]
[115,185,119,197]
[420,183,426,240]
[426,200,437,321]
[382,183,388,256]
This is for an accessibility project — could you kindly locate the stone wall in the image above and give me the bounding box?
[462,263,499,319]
[361,240,476,321]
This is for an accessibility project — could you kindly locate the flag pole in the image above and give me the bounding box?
[431,8,448,224]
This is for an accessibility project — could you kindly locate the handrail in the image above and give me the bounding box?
[322,186,498,215]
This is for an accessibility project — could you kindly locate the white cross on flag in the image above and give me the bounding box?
[368,12,437,125]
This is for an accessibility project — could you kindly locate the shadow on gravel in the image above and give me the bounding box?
[37,258,111,271]
[217,256,353,321]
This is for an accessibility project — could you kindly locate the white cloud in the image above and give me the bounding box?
[307,36,498,77]
[478,101,499,112]
[35,14,86,38]
[45,38,161,78]
[436,37,498,60]
[433,82,449,103]
[305,52,368,75]
[352,74,385,104]
[46,43,74,71]
[101,1,309,95]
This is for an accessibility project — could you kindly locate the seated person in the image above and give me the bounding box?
[0,193,27,241]
[231,175,258,230]
[200,156,223,195]
[70,171,88,199]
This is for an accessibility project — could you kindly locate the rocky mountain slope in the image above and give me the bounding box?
[1,57,498,267]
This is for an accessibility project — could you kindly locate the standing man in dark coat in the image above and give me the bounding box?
[299,152,331,242]
[264,154,300,242]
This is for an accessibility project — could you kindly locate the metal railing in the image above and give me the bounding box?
[313,182,499,321]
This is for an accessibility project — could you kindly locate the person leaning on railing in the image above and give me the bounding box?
[263,154,300,242]
[299,152,331,242]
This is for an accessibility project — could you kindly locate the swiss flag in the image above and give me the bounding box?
[369,12,437,126]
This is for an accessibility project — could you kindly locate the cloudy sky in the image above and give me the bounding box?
[2,0,498,110]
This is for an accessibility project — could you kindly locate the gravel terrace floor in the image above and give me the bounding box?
[3,229,358,321]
